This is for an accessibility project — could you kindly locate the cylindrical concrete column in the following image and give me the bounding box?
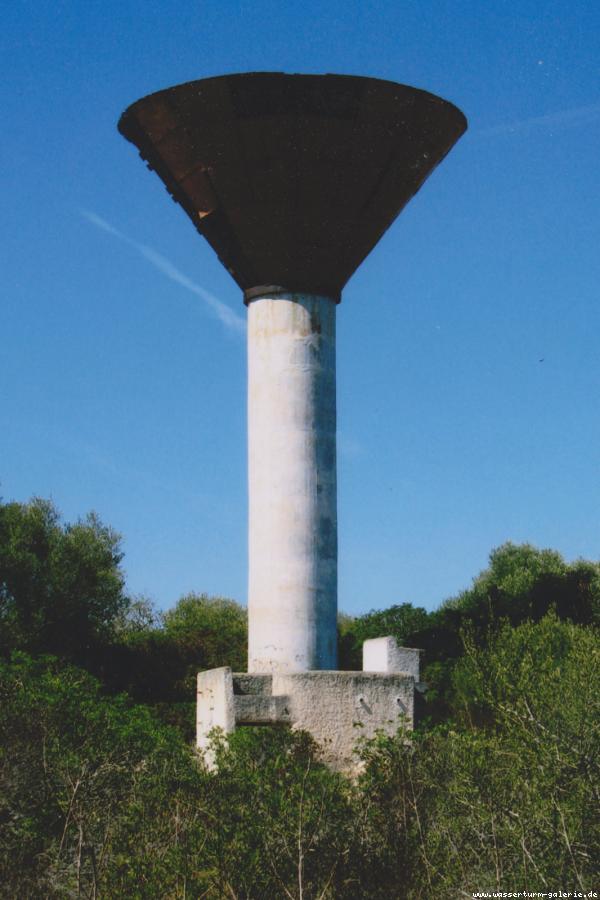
[247,292,337,673]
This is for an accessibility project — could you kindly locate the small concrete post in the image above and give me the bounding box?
[363,636,421,679]
[247,293,338,673]
[196,667,235,766]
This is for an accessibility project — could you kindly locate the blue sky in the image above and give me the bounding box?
[3,0,600,615]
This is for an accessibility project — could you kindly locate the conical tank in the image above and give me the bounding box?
[118,72,466,300]
[118,73,467,673]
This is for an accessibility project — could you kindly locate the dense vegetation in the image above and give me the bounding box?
[1,496,598,897]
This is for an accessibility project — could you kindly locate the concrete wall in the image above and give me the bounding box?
[247,293,338,673]
[273,671,414,772]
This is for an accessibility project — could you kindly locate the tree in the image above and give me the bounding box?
[162,592,248,674]
[101,593,248,738]
[442,541,600,629]
[0,498,128,664]
[113,594,163,634]
[406,542,600,723]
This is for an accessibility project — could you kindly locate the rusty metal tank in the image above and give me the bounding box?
[118,72,467,301]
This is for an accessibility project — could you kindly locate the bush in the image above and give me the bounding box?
[0,654,206,897]
[360,615,600,897]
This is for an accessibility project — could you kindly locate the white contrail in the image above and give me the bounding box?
[479,101,600,138]
[81,210,246,335]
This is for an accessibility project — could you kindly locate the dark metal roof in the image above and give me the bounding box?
[118,73,467,301]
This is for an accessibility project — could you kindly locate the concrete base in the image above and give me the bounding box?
[197,638,420,773]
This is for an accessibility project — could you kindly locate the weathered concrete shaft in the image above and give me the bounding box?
[247,293,337,672]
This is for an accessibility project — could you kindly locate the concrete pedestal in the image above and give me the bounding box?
[197,637,421,773]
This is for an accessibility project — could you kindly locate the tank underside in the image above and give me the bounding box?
[118,72,466,299]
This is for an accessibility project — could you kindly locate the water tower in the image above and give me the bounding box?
[119,73,466,770]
